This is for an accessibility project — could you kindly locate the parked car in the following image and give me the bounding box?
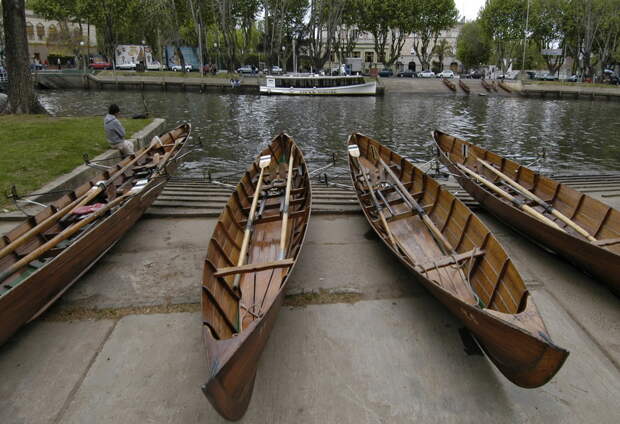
[466,70,483,79]
[171,64,192,72]
[88,61,113,70]
[116,63,137,70]
[146,61,163,71]
[419,70,435,78]
[270,65,283,75]
[378,68,393,77]
[437,70,454,78]
[567,74,581,82]
[540,72,559,81]
[237,65,254,74]
[397,70,416,78]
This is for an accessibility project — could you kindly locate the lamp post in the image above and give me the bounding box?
[520,0,530,80]
[214,43,218,70]
[281,45,285,71]
[79,40,85,74]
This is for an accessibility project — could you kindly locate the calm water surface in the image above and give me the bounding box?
[38,90,620,176]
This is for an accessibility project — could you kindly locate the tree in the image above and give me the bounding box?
[433,38,452,71]
[1,0,45,114]
[357,0,419,68]
[411,0,458,71]
[479,0,527,73]
[456,20,491,71]
[529,0,568,74]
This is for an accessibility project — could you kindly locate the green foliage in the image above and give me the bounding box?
[479,0,527,72]
[456,21,490,70]
[410,0,458,70]
[0,115,150,207]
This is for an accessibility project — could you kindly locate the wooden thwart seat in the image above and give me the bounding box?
[214,258,295,278]
[415,248,485,273]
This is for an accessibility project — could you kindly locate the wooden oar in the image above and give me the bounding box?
[456,162,564,231]
[0,136,164,262]
[278,146,296,260]
[349,145,397,246]
[233,155,272,290]
[0,190,137,284]
[373,150,454,253]
[476,158,596,242]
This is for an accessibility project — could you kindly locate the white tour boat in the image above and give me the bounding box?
[260,74,377,96]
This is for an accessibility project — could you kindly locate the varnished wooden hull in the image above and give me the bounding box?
[433,130,620,294]
[202,133,311,419]
[347,133,568,388]
[0,124,191,345]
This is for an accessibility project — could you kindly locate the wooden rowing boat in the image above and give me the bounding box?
[347,132,568,388]
[442,77,456,91]
[201,133,311,420]
[0,123,191,345]
[459,79,470,94]
[433,130,620,294]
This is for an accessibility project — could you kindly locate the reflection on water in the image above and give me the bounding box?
[38,90,620,176]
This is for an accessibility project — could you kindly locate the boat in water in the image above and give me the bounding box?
[260,74,376,95]
[0,123,191,345]
[201,133,311,420]
[347,132,568,388]
[433,130,620,294]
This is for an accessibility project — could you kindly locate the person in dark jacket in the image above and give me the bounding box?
[103,104,134,157]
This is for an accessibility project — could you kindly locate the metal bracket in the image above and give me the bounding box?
[83,153,112,170]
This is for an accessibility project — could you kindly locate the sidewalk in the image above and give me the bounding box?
[1,210,618,423]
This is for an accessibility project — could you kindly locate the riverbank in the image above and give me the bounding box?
[44,72,619,100]
[0,115,152,208]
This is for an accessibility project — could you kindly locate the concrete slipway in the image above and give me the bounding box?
[0,173,619,424]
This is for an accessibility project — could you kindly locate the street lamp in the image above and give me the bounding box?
[79,40,85,73]
[214,43,218,70]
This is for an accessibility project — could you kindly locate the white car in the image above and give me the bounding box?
[147,61,163,71]
[116,63,136,70]
[171,64,192,72]
[437,70,454,78]
[419,70,435,78]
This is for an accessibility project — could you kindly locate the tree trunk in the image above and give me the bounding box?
[1,0,45,114]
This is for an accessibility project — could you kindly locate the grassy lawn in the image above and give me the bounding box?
[0,115,151,208]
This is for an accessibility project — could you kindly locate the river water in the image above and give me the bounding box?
[38,90,620,177]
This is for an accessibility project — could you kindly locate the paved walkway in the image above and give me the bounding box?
[1,179,620,422]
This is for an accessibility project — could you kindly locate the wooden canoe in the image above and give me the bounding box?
[201,133,311,420]
[459,79,470,94]
[433,130,620,294]
[0,123,191,345]
[347,132,568,388]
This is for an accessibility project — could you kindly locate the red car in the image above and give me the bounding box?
[88,61,112,70]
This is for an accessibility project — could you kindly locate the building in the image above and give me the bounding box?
[332,22,464,73]
[25,9,97,65]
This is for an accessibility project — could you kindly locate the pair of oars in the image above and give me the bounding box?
[350,144,482,305]
[455,162,568,233]
[233,148,296,331]
[0,135,165,263]
[350,145,454,254]
[348,145,397,246]
[475,158,596,242]
[0,186,144,283]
